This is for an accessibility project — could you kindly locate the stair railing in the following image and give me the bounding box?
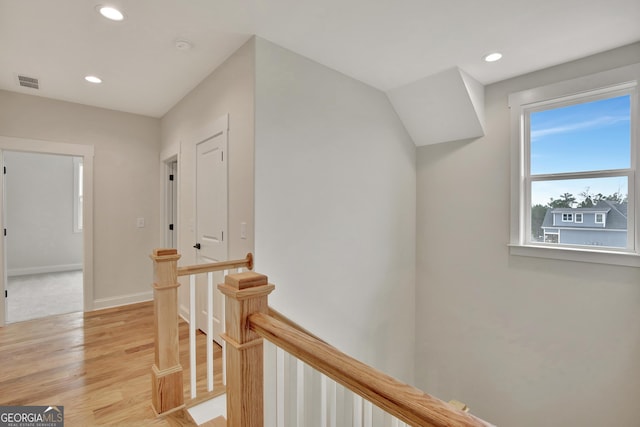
[151,248,494,425]
[149,248,253,416]
[220,270,496,427]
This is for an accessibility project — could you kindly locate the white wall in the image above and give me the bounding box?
[4,151,82,275]
[0,90,161,308]
[415,42,640,426]
[160,39,255,314]
[254,38,416,382]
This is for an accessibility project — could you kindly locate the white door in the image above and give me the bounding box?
[194,115,228,344]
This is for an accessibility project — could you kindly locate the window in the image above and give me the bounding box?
[73,157,83,233]
[545,233,559,243]
[510,64,640,266]
[529,93,631,249]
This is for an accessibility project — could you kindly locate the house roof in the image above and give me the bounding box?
[541,200,627,230]
[550,207,611,213]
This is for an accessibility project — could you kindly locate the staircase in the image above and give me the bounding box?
[150,249,495,427]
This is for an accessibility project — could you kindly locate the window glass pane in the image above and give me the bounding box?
[78,195,83,230]
[73,157,83,232]
[530,95,630,175]
[530,176,628,248]
[79,163,83,196]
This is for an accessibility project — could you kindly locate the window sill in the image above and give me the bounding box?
[509,244,640,267]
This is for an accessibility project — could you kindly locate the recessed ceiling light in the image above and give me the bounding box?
[175,40,193,51]
[483,52,503,63]
[97,5,124,21]
[85,75,102,84]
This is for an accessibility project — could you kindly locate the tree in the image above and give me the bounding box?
[531,204,547,241]
[579,188,594,208]
[578,187,626,206]
[547,188,627,211]
[603,191,624,203]
[579,196,594,207]
[547,193,576,208]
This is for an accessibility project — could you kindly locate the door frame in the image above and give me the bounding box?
[0,135,94,327]
[162,156,178,249]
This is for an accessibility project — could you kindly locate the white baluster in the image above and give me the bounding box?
[296,359,305,426]
[263,340,277,427]
[322,376,336,427]
[353,394,363,426]
[277,347,285,427]
[206,271,214,392]
[321,375,327,427]
[222,269,228,385]
[363,400,373,427]
[189,274,196,399]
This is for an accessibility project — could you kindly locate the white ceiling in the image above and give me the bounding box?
[1,0,638,118]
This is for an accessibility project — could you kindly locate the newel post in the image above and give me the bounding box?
[150,248,185,416]
[219,272,275,426]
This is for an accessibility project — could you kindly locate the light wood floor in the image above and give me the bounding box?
[0,301,225,426]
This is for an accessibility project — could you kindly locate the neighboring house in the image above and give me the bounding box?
[541,200,627,247]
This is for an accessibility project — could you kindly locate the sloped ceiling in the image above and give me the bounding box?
[387,68,486,146]
[0,0,638,145]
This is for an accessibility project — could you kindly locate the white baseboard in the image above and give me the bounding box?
[8,263,83,277]
[179,303,190,323]
[93,291,153,310]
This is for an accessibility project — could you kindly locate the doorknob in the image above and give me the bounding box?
[193,243,201,249]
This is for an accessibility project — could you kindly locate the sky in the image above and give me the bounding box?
[529,94,631,206]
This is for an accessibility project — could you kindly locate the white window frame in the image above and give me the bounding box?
[509,63,640,267]
[562,213,573,222]
[595,213,605,224]
[575,213,583,223]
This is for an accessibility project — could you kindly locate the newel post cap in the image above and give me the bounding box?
[150,248,181,261]
[151,248,181,290]
[226,272,268,289]
[218,272,274,299]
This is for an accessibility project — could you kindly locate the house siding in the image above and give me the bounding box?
[553,211,606,228]
[558,228,627,247]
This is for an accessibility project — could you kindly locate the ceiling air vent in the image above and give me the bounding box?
[17,75,39,90]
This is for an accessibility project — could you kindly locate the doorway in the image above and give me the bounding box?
[4,151,83,323]
[165,158,177,249]
[0,135,94,327]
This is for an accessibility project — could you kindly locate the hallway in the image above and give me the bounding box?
[0,301,223,426]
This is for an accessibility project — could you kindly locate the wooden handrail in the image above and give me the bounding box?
[267,306,328,345]
[249,312,493,427]
[176,252,253,276]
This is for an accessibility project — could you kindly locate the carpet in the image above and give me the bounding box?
[7,270,83,323]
